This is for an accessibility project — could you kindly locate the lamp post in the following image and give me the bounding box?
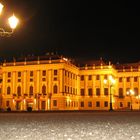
[0,2,19,37]
[127,89,134,111]
[104,75,116,111]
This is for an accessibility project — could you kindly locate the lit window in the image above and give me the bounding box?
[42,70,46,76]
[96,101,100,107]
[29,86,33,94]
[17,86,21,96]
[30,71,33,76]
[88,102,92,107]
[8,72,11,78]
[104,88,108,96]
[80,75,84,81]
[120,102,123,107]
[53,100,57,106]
[80,101,84,107]
[119,77,122,82]
[88,88,93,96]
[88,75,92,80]
[104,101,108,107]
[96,75,100,80]
[96,88,100,96]
[18,72,21,77]
[134,77,138,82]
[81,89,85,96]
[126,77,130,82]
[53,85,58,94]
[54,70,58,75]
[7,87,11,95]
[134,87,138,96]
[42,85,46,94]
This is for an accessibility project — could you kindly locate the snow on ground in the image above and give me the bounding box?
[0,112,140,140]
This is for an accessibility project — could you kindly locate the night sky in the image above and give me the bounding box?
[0,0,140,64]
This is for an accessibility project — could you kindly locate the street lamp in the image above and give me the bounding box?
[104,75,116,111]
[0,2,19,37]
[127,89,134,111]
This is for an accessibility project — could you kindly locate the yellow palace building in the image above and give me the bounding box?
[0,54,140,111]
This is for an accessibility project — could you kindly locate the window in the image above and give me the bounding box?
[96,88,100,96]
[119,77,122,82]
[104,75,107,80]
[80,101,84,107]
[96,101,100,107]
[6,101,10,107]
[29,86,33,94]
[126,88,130,93]
[7,87,11,95]
[120,102,123,107]
[88,88,93,96]
[42,85,46,94]
[134,77,138,82]
[88,75,92,80]
[119,88,123,98]
[0,88,1,93]
[96,75,100,80]
[30,78,33,82]
[88,101,92,107]
[8,72,11,77]
[104,88,108,96]
[18,79,21,82]
[53,85,58,94]
[30,71,33,76]
[127,102,130,108]
[53,100,57,106]
[17,86,21,96]
[126,77,130,82]
[42,70,46,76]
[81,89,85,96]
[0,78,2,83]
[42,78,46,81]
[18,72,21,77]
[134,87,138,96]
[54,77,57,81]
[81,75,84,81]
[65,86,67,92]
[104,101,108,107]
[7,79,11,83]
[54,70,58,75]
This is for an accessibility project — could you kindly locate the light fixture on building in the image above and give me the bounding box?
[0,3,19,37]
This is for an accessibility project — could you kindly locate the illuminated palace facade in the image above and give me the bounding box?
[0,55,140,111]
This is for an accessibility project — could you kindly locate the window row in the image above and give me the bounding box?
[119,77,138,82]
[80,101,108,107]
[64,70,77,80]
[65,86,77,94]
[80,88,108,96]
[80,75,109,81]
[118,88,138,97]
[6,85,58,95]
[7,70,58,78]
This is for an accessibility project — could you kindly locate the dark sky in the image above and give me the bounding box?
[0,0,140,63]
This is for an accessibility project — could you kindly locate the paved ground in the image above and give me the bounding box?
[0,112,140,140]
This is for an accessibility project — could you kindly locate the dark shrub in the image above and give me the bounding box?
[7,107,11,112]
[27,107,32,112]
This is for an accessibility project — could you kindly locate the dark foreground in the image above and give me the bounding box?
[0,112,140,140]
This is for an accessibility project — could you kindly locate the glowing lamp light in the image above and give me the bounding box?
[8,14,19,29]
[0,3,4,14]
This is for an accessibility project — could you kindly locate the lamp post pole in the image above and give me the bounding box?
[127,89,134,111]
[109,85,113,111]
[104,75,115,111]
